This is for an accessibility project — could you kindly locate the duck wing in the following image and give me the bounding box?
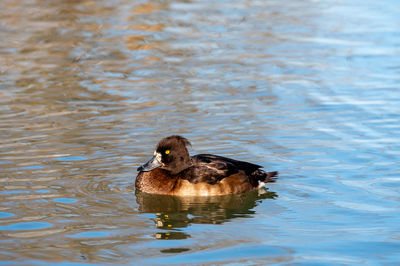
[181,154,263,184]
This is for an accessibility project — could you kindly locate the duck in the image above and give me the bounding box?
[135,135,277,196]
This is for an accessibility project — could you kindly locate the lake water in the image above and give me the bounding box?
[1,0,400,264]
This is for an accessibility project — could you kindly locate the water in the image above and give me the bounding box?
[1,0,400,264]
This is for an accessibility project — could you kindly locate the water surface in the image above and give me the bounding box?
[1,0,400,264]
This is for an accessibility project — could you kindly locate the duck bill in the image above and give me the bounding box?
[137,153,163,172]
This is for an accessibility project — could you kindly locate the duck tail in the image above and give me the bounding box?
[265,171,278,182]
[251,169,278,187]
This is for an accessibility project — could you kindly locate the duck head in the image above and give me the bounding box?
[137,135,192,175]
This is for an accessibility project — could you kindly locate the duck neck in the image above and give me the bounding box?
[168,157,192,175]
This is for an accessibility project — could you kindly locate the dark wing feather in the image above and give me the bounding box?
[181,154,263,184]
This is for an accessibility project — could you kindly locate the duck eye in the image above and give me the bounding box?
[165,150,170,155]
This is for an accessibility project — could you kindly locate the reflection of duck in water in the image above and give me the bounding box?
[136,189,277,240]
[136,135,277,196]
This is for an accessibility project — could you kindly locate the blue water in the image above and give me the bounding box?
[0,0,399,264]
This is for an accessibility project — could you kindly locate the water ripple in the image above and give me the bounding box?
[1,0,400,264]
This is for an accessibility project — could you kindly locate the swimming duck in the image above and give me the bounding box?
[136,135,277,196]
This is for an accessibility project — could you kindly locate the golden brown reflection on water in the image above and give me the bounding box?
[136,190,277,239]
[0,1,283,263]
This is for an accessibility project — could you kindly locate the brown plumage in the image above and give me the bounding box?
[135,135,277,196]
